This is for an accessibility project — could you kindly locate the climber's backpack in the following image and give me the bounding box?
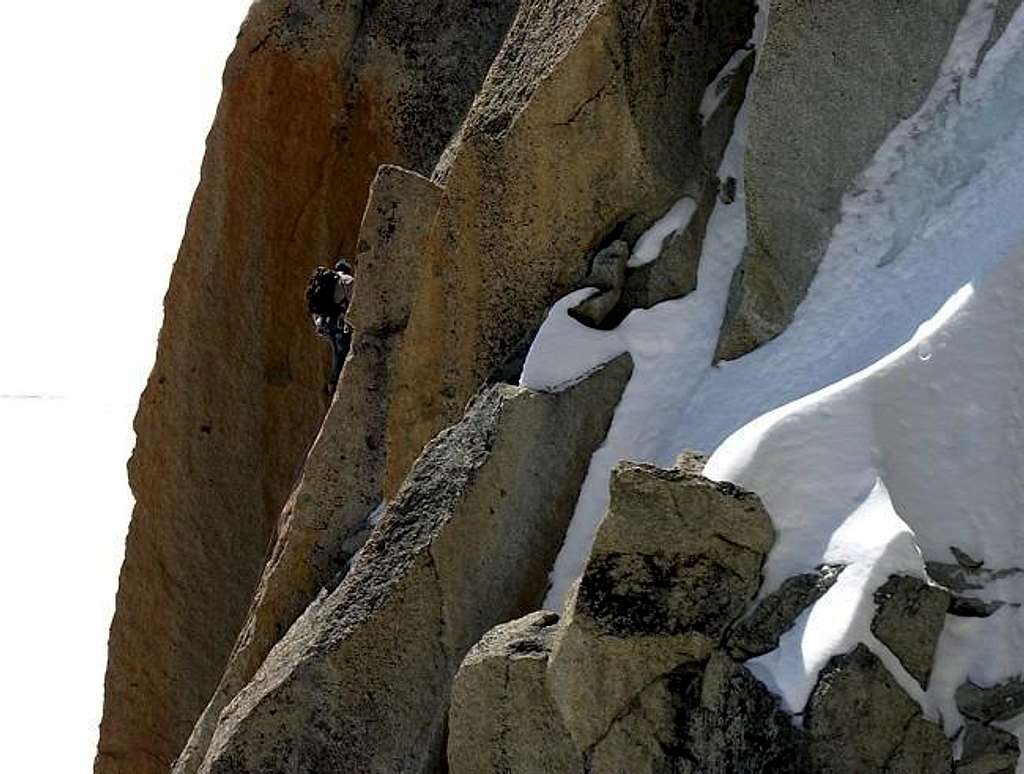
[306,267,339,317]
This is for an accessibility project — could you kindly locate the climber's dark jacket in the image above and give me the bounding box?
[306,261,355,394]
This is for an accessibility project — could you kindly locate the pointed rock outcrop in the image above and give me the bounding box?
[196,355,632,773]
[548,455,774,754]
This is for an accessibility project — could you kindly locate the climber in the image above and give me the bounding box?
[306,259,355,395]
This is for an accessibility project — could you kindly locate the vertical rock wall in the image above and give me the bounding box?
[172,165,443,774]
[384,0,755,493]
[96,2,519,772]
[715,0,969,360]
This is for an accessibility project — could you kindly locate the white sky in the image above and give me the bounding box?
[0,2,251,770]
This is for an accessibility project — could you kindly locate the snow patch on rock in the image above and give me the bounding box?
[627,196,698,268]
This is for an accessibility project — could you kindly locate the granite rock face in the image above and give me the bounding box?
[450,456,800,772]
[196,355,632,773]
[97,2,1005,772]
[172,165,443,774]
[449,461,957,773]
[385,0,756,493]
[101,2,758,770]
[448,612,582,774]
[96,4,520,772]
[715,0,970,360]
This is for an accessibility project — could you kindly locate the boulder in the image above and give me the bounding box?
[618,187,713,314]
[870,574,950,689]
[548,456,773,752]
[727,564,845,661]
[385,0,756,494]
[957,721,1021,774]
[682,651,809,773]
[197,355,632,773]
[448,612,583,774]
[172,165,442,773]
[570,241,629,327]
[949,597,1005,618]
[96,3,520,772]
[956,678,1024,724]
[715,0,969,360]
[805,644,953,774]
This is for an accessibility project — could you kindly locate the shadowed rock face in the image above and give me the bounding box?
[726,564,845,661]
[715,0,969,360]
[96,3,519,772]
[196,355,632,773]
[957,678,1024,724]
[958,721,1021,774]
[805,645,953,774]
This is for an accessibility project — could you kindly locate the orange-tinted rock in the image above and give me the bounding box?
[172,165,442,774]
[95,2,519,772]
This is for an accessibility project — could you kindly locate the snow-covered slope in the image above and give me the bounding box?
[708,251,1024,738]
[524,0,1024,758]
